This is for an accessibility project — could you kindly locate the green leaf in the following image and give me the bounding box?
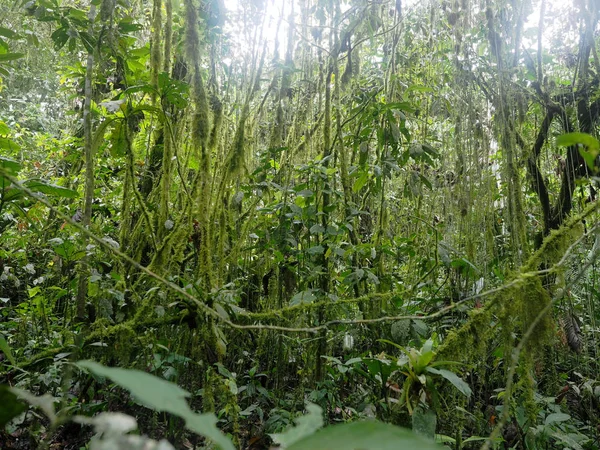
[353,170,370,192]
[382,101,416,114]
[0,334,16,365]
[362,357,394,385]
[549,431,586,450]
[0,52,24,62]
[0,385,26,427]
[51,28,69,50]
[307,245,324,255]
[78,31,96,54]
[24,180,79,198]
[463,436,494,443]
[10,387,58,425]
[270,403,324,447]
[0,27,19,39]
[425,367,472,397]
[412,407,437,439]
[415,350,434,373]
[0,156,21,175]
[297,189,314,198]
[0,137,21,151]
[77,361,234,450]
[118,19,144,33]
[557,132,599,171]
[123,84,156,96]
[0,121,10,135]
[579,147,598,171]
[435,434,456,444]
[545,412,571,425]
[556,132,600,151]
[290,289,317,306]
[288,420,442,450]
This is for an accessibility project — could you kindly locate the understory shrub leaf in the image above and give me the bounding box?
[287,420,443,450]
[270,402,324,448]
[76,360,235,450]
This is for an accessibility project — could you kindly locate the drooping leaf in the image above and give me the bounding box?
[556,132,600,151]
[77,361,234,450]
[270,402,324,448]
[426,367,472,397]
[24,180,79,198]
[287,420,442,450]
[10,387,58,425]
[578,148,599,171]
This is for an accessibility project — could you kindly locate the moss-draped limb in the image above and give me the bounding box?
[150,0,162,98]
[184,0,214,288]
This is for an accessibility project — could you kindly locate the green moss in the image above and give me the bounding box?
[438,306,494,363]
[113,323,137,365]
[203,366,216,413]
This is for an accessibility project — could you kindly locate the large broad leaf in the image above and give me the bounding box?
[287,421,442,450]
[545,412,571,425]
[24,180,78,198]
[270,403,324,448]
[77,361,234,450]
[426,367,472,397]
[0,385,26,427]
[556,132,600,151]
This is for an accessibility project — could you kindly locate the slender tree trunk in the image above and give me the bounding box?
[75,5,97,321]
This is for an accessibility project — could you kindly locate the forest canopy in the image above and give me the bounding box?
[1,0,600,448]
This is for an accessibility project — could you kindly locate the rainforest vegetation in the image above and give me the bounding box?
[1,0,600,448]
